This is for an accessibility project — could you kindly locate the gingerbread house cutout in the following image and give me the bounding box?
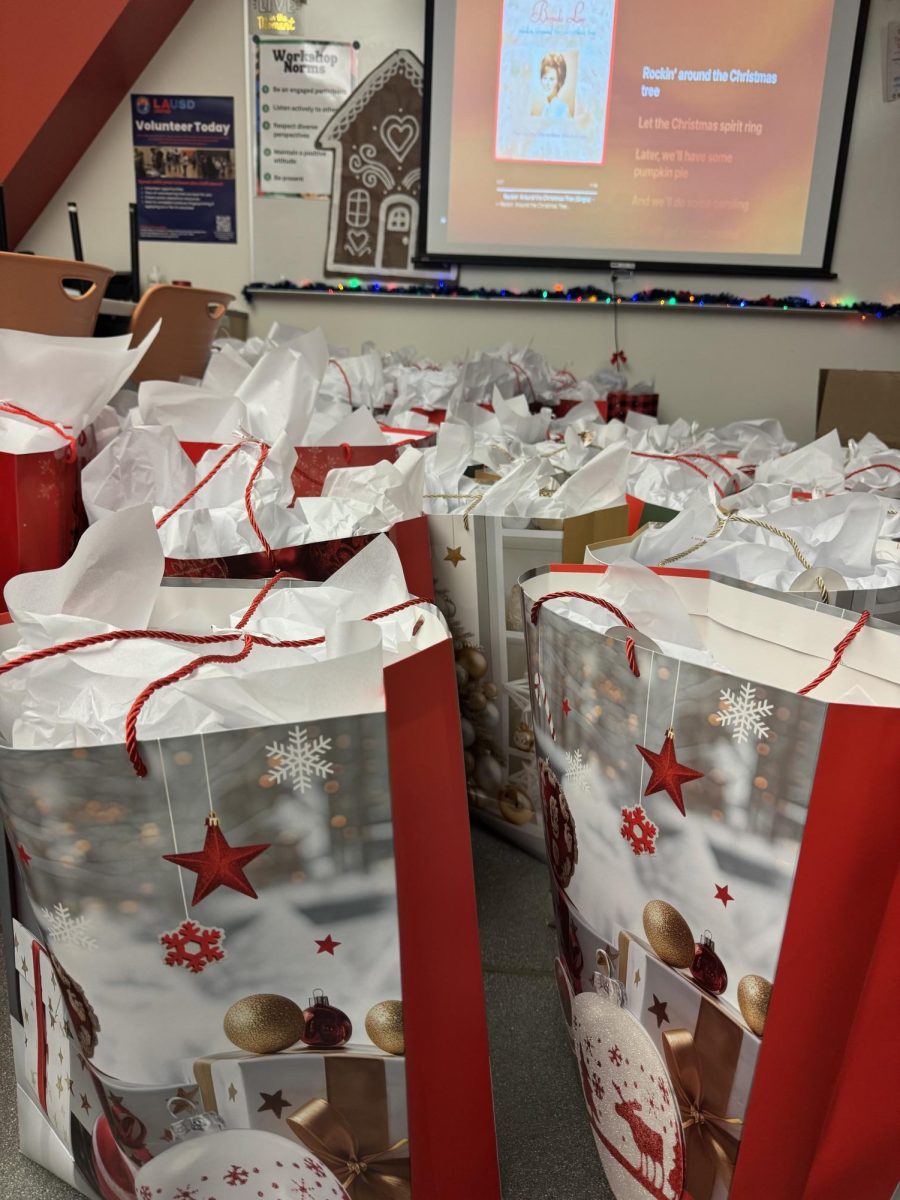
[317,49,445,279]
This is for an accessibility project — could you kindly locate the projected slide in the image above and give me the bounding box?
[425,0,865,270]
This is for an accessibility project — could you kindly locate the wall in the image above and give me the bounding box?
[20,0,900,440]
[0,0,192,245]
[20,0,250,301]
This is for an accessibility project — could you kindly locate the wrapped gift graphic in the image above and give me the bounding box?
[10,920,97,1152]
[194,1045,408,1196]
[617,931,758,1200]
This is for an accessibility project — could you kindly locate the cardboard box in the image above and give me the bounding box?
[817,369,900,448]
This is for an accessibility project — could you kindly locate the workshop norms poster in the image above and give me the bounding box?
[132,95,237,242]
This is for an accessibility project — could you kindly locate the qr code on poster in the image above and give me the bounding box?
[216,214,233,235]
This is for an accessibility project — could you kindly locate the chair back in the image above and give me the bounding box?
[0,252,114,336]
[128,284,234,383]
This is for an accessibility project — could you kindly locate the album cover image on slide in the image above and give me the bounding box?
[494,0,617,164]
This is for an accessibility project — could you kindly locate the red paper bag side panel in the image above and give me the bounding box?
[801,871,900,1200]
[731,704,900,1200]
[387,516,434,602]
[0,450,82,597]
[385,643,501,1200]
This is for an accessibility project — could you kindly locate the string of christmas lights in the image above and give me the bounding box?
[244,278,898,320]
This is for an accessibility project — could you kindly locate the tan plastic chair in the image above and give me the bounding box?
[128,284,235,382]
[0,252,114,336]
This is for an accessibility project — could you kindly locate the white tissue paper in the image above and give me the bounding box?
[589,491,900,593]
[81,428,425,559]
[0,323,160,453]
[0,507,442,751]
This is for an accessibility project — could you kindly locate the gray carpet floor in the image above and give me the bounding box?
[0,824,610,1199]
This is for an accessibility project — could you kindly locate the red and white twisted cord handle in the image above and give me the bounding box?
[155,440,273,556]
[530,591,640,677]
[0,402,78,463]
[0,587,429,776]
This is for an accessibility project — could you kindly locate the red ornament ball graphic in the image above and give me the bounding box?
[539,759,578,888]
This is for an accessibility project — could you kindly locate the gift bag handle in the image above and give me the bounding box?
[155,438,272,556]
[328,358,353,403]
[630,450,729,498]
[658,508,831,605]
[528,588,870,700]
[0,573,430,776]
[0,402,78,463]
[530,591,640,678]
[844,462,900,484]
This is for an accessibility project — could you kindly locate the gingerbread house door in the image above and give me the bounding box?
[376,196,417,271]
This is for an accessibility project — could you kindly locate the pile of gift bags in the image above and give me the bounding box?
[2,316,899,1200]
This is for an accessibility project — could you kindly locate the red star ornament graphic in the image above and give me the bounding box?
[163,815,269,905]
[715,883,734,907]
[16,843,32,867]
[562,698,571,717]
[315,935,341,955]
[636,728,703,816]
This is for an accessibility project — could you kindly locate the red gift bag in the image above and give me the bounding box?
[181,428,433,500]
[601,392,660,421]
[0,404,83,597]
[156,439,435,599]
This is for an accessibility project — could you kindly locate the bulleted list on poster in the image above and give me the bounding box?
[257,40,356,196]
[131,95,236,242]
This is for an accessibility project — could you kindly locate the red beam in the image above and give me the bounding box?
[0,0,195,247]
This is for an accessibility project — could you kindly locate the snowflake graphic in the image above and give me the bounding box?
[591,1073,605,1102]
[619,805,658,856]
[173,1189,198,1200]
[266,726,334,794]
[160,920,226,973]
[303,1158,326,1179]
[608,1045,623,1066]
[139,1188,153,1200]
[716,682,774,743]
[657,1077,670,1104]
[290,1183,313,1198]
[224,1164,249,1186]
[40,903,97,951]
[563,748,590,794]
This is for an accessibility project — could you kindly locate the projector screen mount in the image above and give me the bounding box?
[420,0,868,277]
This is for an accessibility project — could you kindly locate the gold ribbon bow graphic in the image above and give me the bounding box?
[288,1098,410,1199]
[662,1028,743,1196]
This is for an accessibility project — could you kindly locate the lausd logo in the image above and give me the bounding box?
[135,97,150,115]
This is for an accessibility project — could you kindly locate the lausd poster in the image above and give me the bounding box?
[494,0,617,164]
[132,95,237,242]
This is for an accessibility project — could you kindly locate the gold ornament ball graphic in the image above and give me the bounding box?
[365,1000,405,1056]
[737,974,773,1036]
[642,900,695,968]
[223,993,305,1054]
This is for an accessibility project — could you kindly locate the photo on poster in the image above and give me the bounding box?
[131,95,237,242]
[494,0,617,164]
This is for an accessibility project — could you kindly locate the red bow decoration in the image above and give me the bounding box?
[610,350,628,366]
